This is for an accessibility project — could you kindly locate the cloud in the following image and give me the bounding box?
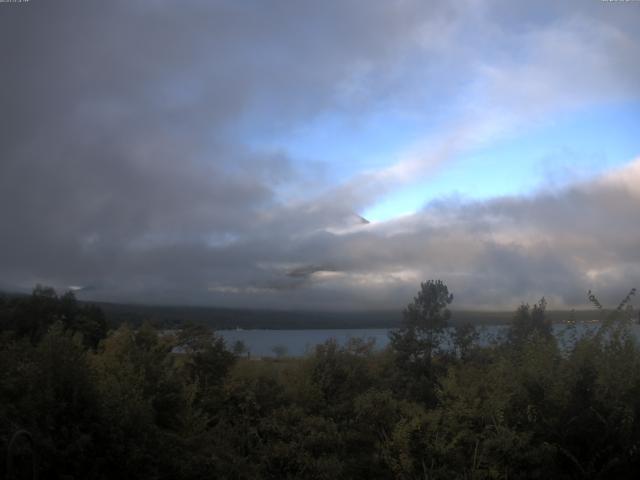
[189,158,640,310]
[0,1,638,310]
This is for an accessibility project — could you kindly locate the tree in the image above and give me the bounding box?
[389,280,453,402]
[390,280,453,362]
[508,298,552,346]
[178,324,235,400]
[0,286,107,348]
[452,323,479,361]
[404,280,453,330]
[232,340,248,357]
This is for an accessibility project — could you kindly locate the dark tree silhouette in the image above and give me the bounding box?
[508,297,552,345]
[389,280,453,402]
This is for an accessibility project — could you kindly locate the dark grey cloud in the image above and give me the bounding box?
[1,1,639,310]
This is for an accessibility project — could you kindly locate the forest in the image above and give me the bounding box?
[1,281,639,479]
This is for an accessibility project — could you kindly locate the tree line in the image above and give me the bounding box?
[1,281,639,479]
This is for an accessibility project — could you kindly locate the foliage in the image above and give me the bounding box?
[389,280,453,403]
[508,297,552,346]
[1,283,640,479]
[0,286,107,347]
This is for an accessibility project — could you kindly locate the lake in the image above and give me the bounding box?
[217,323,639,357]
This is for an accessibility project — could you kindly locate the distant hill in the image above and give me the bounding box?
[92,301,599,330]
[0,289,602,329]
[94,302,403,330]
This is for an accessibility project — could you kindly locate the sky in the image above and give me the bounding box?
[1,0,639,310]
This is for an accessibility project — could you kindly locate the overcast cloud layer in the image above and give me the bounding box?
[1,0,639,310]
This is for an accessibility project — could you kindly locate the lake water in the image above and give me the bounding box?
[217,323,640,357]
